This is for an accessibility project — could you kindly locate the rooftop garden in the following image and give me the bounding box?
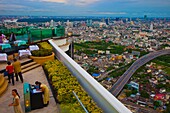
[43,60,102,113]
[31,42,53,57]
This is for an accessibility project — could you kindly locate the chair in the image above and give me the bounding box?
[13,53,19,59]
[7,55,14,61]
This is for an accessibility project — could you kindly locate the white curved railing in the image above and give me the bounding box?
[52,38,67,46]
[52,39,70,52]
[49,39,132,113]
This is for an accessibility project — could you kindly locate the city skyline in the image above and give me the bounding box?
[0,0,170,17]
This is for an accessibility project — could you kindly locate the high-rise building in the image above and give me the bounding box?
[105,18,109,25]
[144,15,147,20]
[86,19,92,27]
[50,20,54,27]
[150,23,153,31]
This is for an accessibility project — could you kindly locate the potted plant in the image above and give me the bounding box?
[30,42,55,65]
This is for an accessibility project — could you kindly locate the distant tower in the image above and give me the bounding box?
[67,20,70,26]
[50,20,54,27]
[102,18,105,22]
[144,15,147,20]
[58,21,61,25]
[164,18,166,22]
[115,18,119,21]
[105,18,110,25]
[130,18,132,22]
[150,23,153,31]
[126,18,128,23]
[86,19,92,26]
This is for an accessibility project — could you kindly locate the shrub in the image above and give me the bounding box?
[43,60,103,113]
[38,42,52,51]
[31,49,52,57]
[31,42,53,57]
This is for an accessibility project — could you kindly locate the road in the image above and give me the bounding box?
[109,49,170,97]
[98,69,115,81]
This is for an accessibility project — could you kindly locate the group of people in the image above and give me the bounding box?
[5,58,23,85]
[0,32,16,44]
[8,81,50,113]
[2,32,50,113]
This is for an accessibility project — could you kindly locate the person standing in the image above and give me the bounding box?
[0,32,5,43]
[12,58,23,83]
[10,32,16,42]
[8,89,23,113]
[35,81,50,106]
[6,61,14,85]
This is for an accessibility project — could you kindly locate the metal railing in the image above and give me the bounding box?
[49,39,132,113]
[72,91,89,113]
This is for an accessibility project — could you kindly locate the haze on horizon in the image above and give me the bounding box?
[0,0,170,17]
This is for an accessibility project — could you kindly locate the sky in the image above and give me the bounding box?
[0,0,170,17]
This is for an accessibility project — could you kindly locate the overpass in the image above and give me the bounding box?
[110,49,170,97]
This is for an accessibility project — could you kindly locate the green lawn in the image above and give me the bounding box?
[164,67,170,75]
[74,41,125,55]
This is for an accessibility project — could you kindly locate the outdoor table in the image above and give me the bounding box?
[14,40,27,46]
[29,45,39,51]
[0,53,7,61]
[0,43,11,50]
[19,49,31,57]
[3,40,9,43]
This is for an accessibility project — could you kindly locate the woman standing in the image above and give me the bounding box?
[8,89,23,113]
[35,81,50,106]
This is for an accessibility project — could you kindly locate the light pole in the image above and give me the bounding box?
[68,32,74,59]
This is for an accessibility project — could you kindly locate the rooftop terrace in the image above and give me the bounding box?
[0,58,59,113]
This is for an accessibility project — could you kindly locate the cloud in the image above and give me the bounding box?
[30,0,67,3]
[0,4,26,9]
[0,4,27,9]
[74,0,100,6]
[29,0,100,5]
[86,11,127,15]
[96,12,127,15]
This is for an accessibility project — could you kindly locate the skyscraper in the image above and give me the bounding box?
[86,19,92,27]
[50,20,54,27]
[105,18,109,25]
[144,15,147,20]
[150,23,153,31]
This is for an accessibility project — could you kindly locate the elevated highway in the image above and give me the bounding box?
[110,49,170,96]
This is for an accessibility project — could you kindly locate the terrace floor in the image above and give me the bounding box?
[0,58,59,113]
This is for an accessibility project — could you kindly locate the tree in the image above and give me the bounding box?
[164,103,170,113]
[156,84,165,89]
[140,90,149,98]
[132,89,138,94]
[153,101,160,107]
[125,91,132,97]
[124,84,128,89]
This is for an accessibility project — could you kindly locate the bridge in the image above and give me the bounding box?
[110,49,170,97]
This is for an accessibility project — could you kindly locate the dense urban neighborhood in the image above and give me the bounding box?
[0,16,170,112]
